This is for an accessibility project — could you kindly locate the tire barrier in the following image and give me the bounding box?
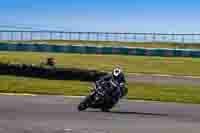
[1,43,200,57]
[0,63,107,81]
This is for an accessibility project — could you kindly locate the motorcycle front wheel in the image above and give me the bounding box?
[77,95,92,111]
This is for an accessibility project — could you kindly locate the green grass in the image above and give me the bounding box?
[2,40,200,49]
[1,51,200,76]
[1,75,200,104]
[0,75,90,96]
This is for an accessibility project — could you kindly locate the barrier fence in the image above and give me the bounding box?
[1,30,200,43]
[1,43,200,58]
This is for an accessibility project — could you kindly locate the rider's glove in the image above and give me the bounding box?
[120,83,125,88]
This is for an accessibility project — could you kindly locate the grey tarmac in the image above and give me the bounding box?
[127,73,200,85]
[0,95,199,133]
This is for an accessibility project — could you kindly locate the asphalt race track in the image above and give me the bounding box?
[0,95,199,133]
[128,74,200,85]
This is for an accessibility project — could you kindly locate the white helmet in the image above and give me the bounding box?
[113,67,121,77]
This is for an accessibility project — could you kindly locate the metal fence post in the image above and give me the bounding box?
[60,32,63,40]
[11,32,14,40]
[114,33,117,41]
[96,32,99,41]
[30,32,33,40]
[20,32,23,41]
[105,33,109,41]
[182,35,185,43]
[181,35,185,47]
[191,34,194,43]
[0,32,2,40]
[78,32,81,40]
[124,33,127,41]
[39,32,42,40]
[133,33,137,42]
[87,32,90,40]
[152,33,156,42]
[50,32,53,40]
[144,33,147,41]
[69,32,72,40]
[172,34,175,42]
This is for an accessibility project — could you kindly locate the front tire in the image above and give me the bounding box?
[77,95,92,111]
[78,103,88,111]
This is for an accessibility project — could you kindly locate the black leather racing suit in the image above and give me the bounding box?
[96,73,128,107]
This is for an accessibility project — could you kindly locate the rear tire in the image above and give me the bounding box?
[101,107,110,112]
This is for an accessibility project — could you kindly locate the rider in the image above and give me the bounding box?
[96,67,128,107]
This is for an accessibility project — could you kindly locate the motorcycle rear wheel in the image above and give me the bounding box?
[101,107,110,112]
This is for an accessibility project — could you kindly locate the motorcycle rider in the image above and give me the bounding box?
[95,67,128,108]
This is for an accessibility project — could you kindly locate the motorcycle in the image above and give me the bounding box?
[77,79,119,112]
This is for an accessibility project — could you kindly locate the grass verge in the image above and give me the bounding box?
[1,75,200,104]
[1,51,200,76]
[2,40,200,49]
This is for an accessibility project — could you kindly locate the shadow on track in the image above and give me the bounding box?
[86,110,169,117]
[111,111,169,116]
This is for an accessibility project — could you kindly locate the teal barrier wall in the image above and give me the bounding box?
[1,43,200,58]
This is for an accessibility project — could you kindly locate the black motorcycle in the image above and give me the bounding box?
[78,79,119,112]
